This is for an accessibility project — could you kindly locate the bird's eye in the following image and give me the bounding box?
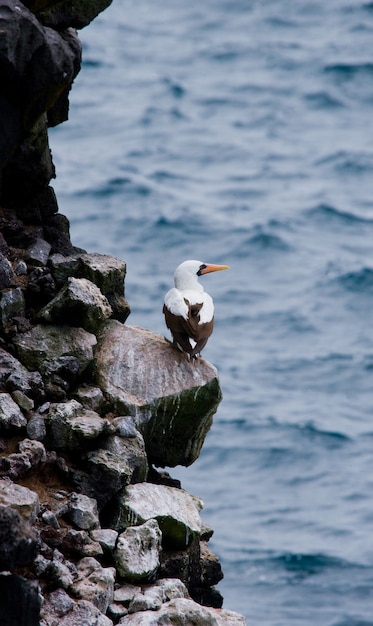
[197,264,206,276]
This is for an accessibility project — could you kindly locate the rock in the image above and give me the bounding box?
[13,324,96,380]
[63,529,103,558]
[74,433,148,511]
[0,252,14,289]
[113,583,141,605]
[128,585,163,613]
[90,528,118,553]
[42,588,74,618]
[12,389,34,412]
[70,556,115,613]
[48,400,110,452]
[0,506,39,570]
[41,598,113,626]
[34,0,113,30]
[0,479,40,522]
[0,393,27,431]
[48,550,76,589]
[66,493,100,531]
[5,362,45,403]
[42,509,60,530]
[49,252,130,322]
[114,519,162,582]
[94,321,222,467]
[38,277,113,333]
[200,541,224,587]
[113,483,203,549]
[0,573,41,626]
[27,236,52,266]
[118,597,247,625]
[27,413,47,440]
[73,384,106,412]
[112,416,138,438]
[108,603,128,621]
[0,288,25,331]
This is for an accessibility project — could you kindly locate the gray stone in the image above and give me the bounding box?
[27,414,47,440]
[15,260,27,276]
[42,509,60,530]
[27,236,51,266]
[118,598,247,625]
[12,389,34,412]
[113,483,203,549]
[38,277,112,333]
[70,556,115,614]
[13,324,96,379]
[113,583,141,605]
[0,252,14,289]
[75,434,148,511]
[0,479,40,522]
[0,393,27,431]
[40,590,113,626]
[93,321,222,467]
[48,400,110,452]
[66,493,100,530]
[0,288,25,331]
[112,416,138,438]
[5,365,44,402]
[155,578,189,601]
[44,589,75,618]
[90,529,118,553]
[64,529,103,558]
[19,438,47,466]
[108,603,128,620]
[0,506,38,570]
[73,385,106,412]
[115,519,162,582]
[128,586,163,613]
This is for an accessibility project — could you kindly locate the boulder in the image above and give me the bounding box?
[49,252,130,322]
[70,556,115,613]
[0,393,27,431]
[118,597,247,625]
[0,479,40,522]
[48,400,110,452]
[112,483,203,550]
[73,433,148,510]
[31,0,114,30]
[0,506,39,570]
[13,324,96,379]
[94,321,222,467]
[90,528,118,553]
[40,598,113,626]
[0,288,25,331]
[66,493,100,531]
[114,519,162,582]
[38,277,113,333]
[0,574,41,626]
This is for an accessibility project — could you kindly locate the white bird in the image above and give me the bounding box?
[163,259,229,359]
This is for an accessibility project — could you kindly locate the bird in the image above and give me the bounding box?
[163,259,229,359]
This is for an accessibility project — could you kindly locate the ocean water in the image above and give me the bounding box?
[50,1,373,623]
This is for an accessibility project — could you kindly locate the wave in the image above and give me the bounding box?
[337,268,373,293]
[307,203,373,225]
[324,62,373,78]
[315,150,373,174]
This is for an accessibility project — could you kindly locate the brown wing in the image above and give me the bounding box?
[163,298,214,357]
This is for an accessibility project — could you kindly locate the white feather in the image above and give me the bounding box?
[164,288,189,320]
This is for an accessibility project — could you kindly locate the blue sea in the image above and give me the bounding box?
[50,1,373,623]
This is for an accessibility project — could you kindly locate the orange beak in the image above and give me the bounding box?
[200,263,230,275]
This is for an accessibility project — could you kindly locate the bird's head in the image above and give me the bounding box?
[174,260,229,290]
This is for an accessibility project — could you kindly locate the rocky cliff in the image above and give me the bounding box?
[0,1,246,624]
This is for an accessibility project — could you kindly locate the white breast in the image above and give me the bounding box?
[165,288,214,324]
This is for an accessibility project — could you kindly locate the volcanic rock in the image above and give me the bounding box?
[94,321,222,467]
[112,483,203,550]
[114,519,162,582]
